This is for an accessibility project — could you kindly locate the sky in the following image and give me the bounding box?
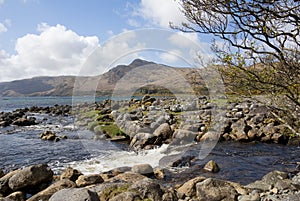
[0,0,213,82]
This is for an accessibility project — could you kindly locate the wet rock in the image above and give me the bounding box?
[131,164,154,177]
[0,170,4,178]
[75,174,104,187]
[129,133,157,149]
[177,176,206,198]
[8,164,53,191]
[196,178,238,201]
[60,167,83,182]
[154,168,165,180]
[12,117,37,126]
[40,130,61,141]
[203,160,220,173]
[49,188,100,201]
[27,179,76,201]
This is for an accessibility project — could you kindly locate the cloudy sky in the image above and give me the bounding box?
[0,0,212,82]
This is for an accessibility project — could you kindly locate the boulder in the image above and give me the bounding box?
[60,167,82,182]
[129,178,163,201]
[3,191,25,201]
[27,179,76,201]
[203,160,220,173]
[75,174,104,187]
[196,178,238,201]
[172,129,197,145]
[49,188,100,201]
[153,123,173,141]
[8,164,53,191]
[129,133,156,149]
[177,176,206,198]
[0,170,20,195]
[107,172,147,183]
[40,131,60,142]
[12,117,37,126]
[131,164,154,176]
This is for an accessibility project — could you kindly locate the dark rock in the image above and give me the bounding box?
[203,160,220,173]
[0,170,20,195]
[3,191,25,201]
[60,167,83,182]
[49,188,100,201]
[12,117,37,126]
[8,164,53,191]
[153,123,173,141]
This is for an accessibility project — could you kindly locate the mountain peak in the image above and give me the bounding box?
[129,59,154,67]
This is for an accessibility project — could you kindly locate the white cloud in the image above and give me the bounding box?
[0,23,99,82]
[0,23,7,33]
[0,0,4,6]
[134,0,187,28]
[159,49,182,63]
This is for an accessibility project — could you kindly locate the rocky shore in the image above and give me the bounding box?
[74,95,300,150]
[0,162,299,201]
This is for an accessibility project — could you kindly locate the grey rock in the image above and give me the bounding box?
[8,164,53,191]
[49,188,99,201]
[131,164,154,176]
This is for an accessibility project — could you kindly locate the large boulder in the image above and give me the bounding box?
[177,176,206,198]
[8,164,53,191]
[12,117,37,126]
[27,179,76,201]
[131,164,154,176]
[196,178,238,201]
[129,133,156,149]
[49,188,99,201]
[153,123,173,141]
[129,178,163,201]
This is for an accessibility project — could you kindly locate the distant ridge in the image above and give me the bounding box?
[0,59,207,97]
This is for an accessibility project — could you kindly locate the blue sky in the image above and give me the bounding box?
[0,0,213,82]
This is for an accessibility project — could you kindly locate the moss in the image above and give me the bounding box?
[100,184,130,200]
[87,121,99,131]
[98,123,125,138]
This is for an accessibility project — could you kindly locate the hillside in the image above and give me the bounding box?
[0,59,208,97]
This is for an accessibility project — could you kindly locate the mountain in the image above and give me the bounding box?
[0,59,208,97]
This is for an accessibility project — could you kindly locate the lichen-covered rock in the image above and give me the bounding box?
[8,164,53,191]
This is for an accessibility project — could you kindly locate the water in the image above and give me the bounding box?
[0,96,299,185]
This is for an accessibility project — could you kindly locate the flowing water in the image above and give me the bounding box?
[0,96,299,185]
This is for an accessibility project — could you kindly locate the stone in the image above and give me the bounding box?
[172,129,197,145]
[129,178,163,201]
[177,176,206,198]
[196,178,238,201]
[49,188,100,201]
[4,191,25,201]
[60,167,83,182]
[154,168,165,180]
[129,133,156,150]
[12,117,37,126]
[203,160,220,173]
[262,170,288,186]
[153,123,173,140]
[27,179,76,201]
[0,170,4,178]
[8,164,53,191]
[0,170,20,195]
[131,164,154,176]
[246,180,271,191]
[107,172,147,183]
[238,190,260,201]
[108,191,141,201]
[75,174,104,187]
[199,131,220,142]
[230,119,250,141]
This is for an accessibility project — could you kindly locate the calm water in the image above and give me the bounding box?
[0,96,299,185]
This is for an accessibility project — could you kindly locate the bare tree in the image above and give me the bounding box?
[173,0,300,134]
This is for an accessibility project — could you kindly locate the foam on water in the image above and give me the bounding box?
[64,144,172,174]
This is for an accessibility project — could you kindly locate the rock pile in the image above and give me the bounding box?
[0,163,299,201]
